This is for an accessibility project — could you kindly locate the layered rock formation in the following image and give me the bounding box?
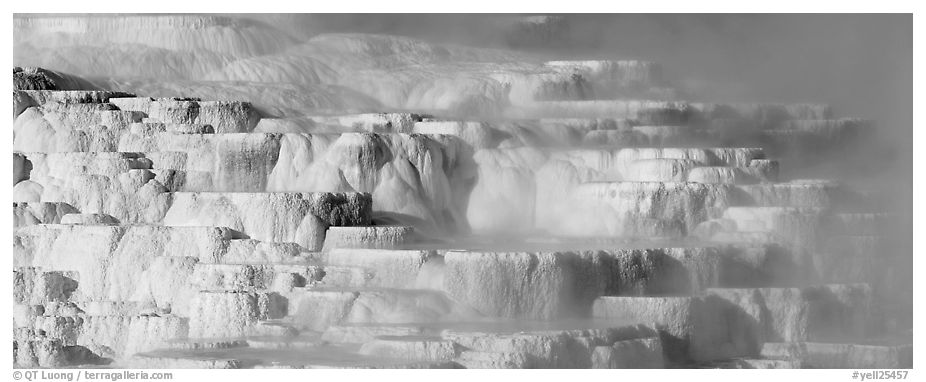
[12,14,909,369]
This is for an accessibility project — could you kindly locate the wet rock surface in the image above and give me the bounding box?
[11,14,910,369]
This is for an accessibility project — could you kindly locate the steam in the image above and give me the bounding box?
[14,13,912,330]
[287,14,911,326]
[236,14,910,193]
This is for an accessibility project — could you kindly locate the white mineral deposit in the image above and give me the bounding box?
[11,13,912,370]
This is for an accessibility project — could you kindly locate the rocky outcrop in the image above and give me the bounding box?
[16,225,236,299]
[10,14,908,369]
[591,337,665,368]
[593,283,872,363]
[14,67,100,91]
[444,324,658,368]
[359,337,460,362]
[538,181,733,237]
[13,202,78,227]
[13,152,173,223]
[593,297,701,361]
[110,98,260,133]
[442,246,788,321]
[270,133,476,234]
[322,226,416,250]
[324,249,437,289]
[287,288,477,332]
[187,291,286,338]
[693,284,872,361]
[163,192,371,250]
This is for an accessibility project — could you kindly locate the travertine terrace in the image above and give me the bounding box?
[12,14,911,369]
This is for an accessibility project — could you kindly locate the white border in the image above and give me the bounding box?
[3,4,921,381]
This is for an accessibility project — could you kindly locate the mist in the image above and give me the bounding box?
[281,15,912,165]
[11,13,913,369]
[210,14,911,196]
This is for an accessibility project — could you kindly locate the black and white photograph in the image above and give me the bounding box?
[6,5,919,379]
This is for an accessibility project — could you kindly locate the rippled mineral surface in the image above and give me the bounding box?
[12,14,911,369]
